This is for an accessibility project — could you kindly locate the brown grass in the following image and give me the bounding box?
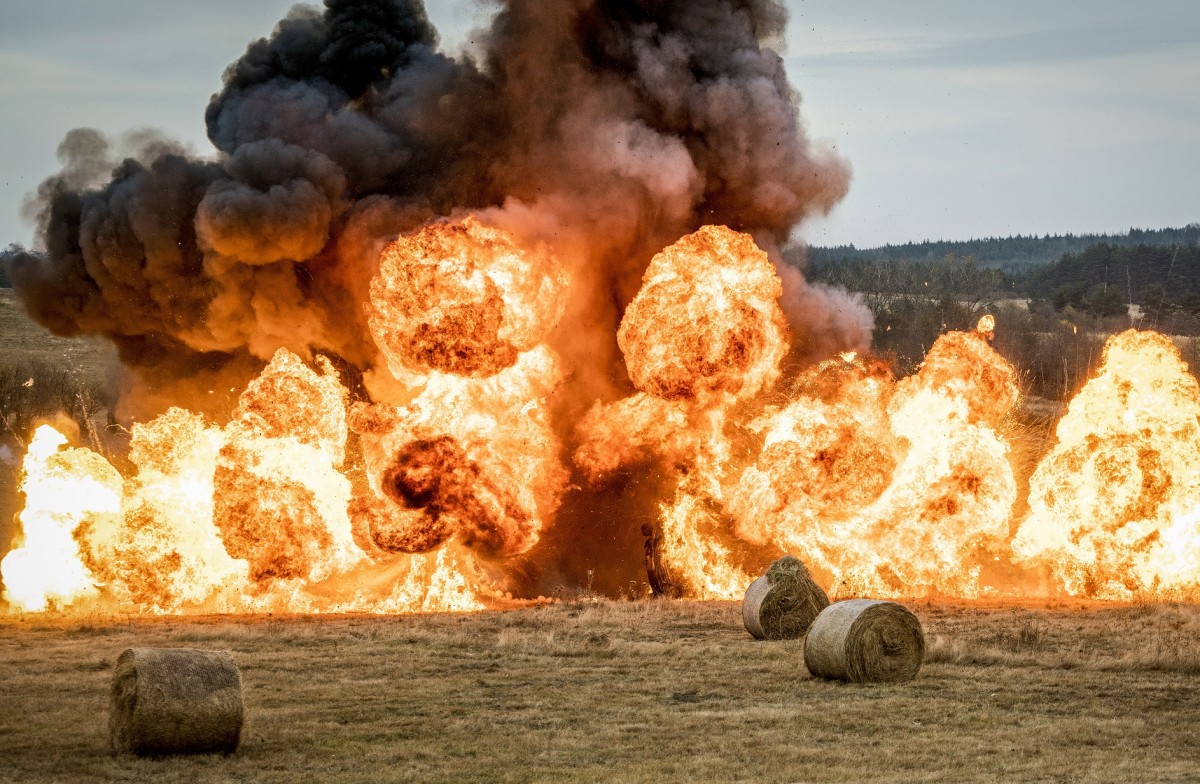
[0,289,118,385]
[2,599,1199,783]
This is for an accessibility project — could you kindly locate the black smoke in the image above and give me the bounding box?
[8,0,855,408]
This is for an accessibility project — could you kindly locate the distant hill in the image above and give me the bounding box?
[791,225,1200,273]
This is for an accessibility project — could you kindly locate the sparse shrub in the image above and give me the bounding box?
[0,359,112,453]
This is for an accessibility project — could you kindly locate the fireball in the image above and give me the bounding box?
[367,217,566,380]
[618,225,788,406]
[1014,330,1200,597]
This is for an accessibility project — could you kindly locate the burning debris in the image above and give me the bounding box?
[2,0,1199,614]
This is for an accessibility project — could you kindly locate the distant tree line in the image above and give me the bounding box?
[797,224,1200,274]
[1023,243,1200,324]
[793,228,1200,399]
[802,233,1200,320]
[805,254,1011,307]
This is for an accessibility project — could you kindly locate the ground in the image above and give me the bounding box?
[1,599,1198,783]
[0,288,116,381]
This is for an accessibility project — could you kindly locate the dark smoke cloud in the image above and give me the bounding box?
[12,129,220,347]
[195,139,347,265]
[205,1,501,204]
[9,0,855,402]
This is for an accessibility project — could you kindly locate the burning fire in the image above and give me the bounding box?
[9,201,1200,615]
[0,342,504,614]
[5,0,936,613]
[3,4,1199,612]
[731,324,1018,598]
[1013,330,1200,598]
[353,217,569,568]
[1,426,118,611]
[7,216,1200,612]
[4,220,1200,612]
[575,226,789,599]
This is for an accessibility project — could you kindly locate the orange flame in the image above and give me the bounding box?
[1,426,119,611]
[577,225,787,598]
[8,218,1200,614]
[367,217,566,382]
[1014,330,1200,597]
[732,328,1019,597]
[617,225,787,406]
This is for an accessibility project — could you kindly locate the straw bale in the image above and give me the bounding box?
[109,647,243,756]
[803,599,924,682]
[742,555,830,640]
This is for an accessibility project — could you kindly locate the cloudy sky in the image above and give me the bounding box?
[0,0,1196,249]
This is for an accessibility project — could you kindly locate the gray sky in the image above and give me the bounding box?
[0,1,1196,250]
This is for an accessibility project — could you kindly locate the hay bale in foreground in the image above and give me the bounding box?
[110,648,243,756]
[742,555,830,640]
[803,599,924,683]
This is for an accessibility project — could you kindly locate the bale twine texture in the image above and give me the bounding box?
[803,599,925,683]
[110,647,244,756]
[742,555,830,640]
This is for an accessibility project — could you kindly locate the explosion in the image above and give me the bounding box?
[2,0,1198,613]
[574,226,791,598]
[731,318,1019,598]
[1,426,119,611]
[367,217,566,381]
[617,225,787,406]
[1013,330,1200,598]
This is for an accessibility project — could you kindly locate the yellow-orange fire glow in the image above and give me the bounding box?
[367,216,566,382]
[731,326,1019,597]
[354,216,569,568]
[78,407,244,611]
[617,225,787,406]
[1013,330,1200,597]
[1,425,120,611]
[577,225,788,598]
[7,215,1200,615]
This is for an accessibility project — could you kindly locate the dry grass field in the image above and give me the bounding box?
[2,599,1199,784]
[0,289,117,385]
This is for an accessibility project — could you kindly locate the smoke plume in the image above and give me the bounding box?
[11,0,853,378]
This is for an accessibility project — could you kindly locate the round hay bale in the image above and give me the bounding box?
[742,555,830,640]
[110,648,244,756]
[803,599,925,683]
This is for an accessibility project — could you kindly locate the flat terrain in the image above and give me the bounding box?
[0,288,117,384]
[1,600,1198,783]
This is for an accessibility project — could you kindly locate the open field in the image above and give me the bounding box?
[0,289,117,386]
[2,599,1198,783]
